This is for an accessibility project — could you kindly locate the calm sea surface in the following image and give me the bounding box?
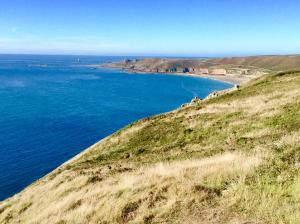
[0,55,232,200]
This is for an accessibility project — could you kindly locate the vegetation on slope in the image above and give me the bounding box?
[105,55,300,74]
[212,55,300,71]
[0,71,300,224]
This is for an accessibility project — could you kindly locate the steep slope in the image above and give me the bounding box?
[0,71,300,224]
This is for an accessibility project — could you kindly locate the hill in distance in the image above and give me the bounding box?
[211,55,300,71]
[129,55,300,71]
[103,55,300,82]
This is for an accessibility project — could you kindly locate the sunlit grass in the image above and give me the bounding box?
[1,71,300,224]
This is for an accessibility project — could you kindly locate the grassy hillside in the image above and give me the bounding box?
[211,55,300,71]
[0,71,300,224]
[105,55,300,73]
[113,58,210,70]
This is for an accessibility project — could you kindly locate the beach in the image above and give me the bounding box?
[89,64,253,85]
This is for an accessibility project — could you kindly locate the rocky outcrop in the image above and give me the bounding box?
[234,84,240,90]
[181,97,202,108]
[206,91,220,99]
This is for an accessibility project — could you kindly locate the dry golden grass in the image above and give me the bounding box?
[222,130,300,224]
[183,86,300,119]
[0,71,300,224]
[0,153,261,224]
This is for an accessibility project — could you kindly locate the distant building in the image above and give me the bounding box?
[211,69,227,75]
[227,68,249,75]
[198,68,209,74]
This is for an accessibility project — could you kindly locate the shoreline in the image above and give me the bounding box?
[90,65,252,85]
[0,62,240,202]
[122,70,238,85]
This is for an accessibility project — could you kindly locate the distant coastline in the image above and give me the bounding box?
[121,68,239,85]
[88,64,249,85]
[91,55,300,85]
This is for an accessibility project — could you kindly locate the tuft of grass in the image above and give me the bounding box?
[67,200,82,211]
[18,202,32,214]
[86,176,102,184]
[120,201,140,222]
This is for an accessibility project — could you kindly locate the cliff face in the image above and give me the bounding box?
[104,55,300,76]
[1,70,300,224]
[104,58,231,74]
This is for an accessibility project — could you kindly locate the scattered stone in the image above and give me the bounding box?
[211,69,227,75]
[207,91,219,99]
[191,96,202,104]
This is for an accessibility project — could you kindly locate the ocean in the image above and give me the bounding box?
[0,55,232,201]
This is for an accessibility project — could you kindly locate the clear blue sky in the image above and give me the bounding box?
[0,0,300,56]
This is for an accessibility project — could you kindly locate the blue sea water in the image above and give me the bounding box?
[0,55,232,201]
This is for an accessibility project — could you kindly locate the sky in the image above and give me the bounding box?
[0,0,300,56]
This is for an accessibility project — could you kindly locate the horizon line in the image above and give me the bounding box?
[0,52,300,58]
